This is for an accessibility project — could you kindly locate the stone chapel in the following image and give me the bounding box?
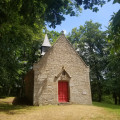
[24,32,92,105]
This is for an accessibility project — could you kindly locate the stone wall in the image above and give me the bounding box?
[33,34,92,105]
[24,69,34,104]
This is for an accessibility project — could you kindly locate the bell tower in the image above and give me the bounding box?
[41,34,51,56]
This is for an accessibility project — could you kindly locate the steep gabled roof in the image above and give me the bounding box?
[34,33,89,68]
[52,34,89,68]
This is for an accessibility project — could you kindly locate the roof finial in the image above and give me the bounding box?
[61,30,64,35]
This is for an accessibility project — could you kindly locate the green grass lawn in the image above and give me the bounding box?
[0,97,120,120]
[93,102,120,116]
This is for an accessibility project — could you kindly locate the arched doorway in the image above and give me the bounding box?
[58,81,69,102]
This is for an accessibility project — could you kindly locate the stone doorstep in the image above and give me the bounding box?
[58,102,72,105]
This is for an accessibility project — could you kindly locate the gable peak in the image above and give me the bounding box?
[61,30,64,35]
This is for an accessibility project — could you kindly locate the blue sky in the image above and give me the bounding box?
[47,0,120,34]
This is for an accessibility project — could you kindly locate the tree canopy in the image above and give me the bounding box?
[0,0,120,105]
[67,20,120,104]
[68,21,108,102]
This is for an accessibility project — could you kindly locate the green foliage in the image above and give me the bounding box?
[93,102,120,116]
[105,51,120,104]
[108,1,120,51]
[75,0,106,11]
[44,0,82,28]
[68,20,120,105]
[105,23,120,104]
[113,0,120,4]
[106,1,120,104]
[47,31,60,44]
[0,0,45,97]
[0,0,119,100]
[102,95,114,104]
[68,21,108,102]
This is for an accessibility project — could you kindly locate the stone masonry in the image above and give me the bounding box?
[33,34,92,105]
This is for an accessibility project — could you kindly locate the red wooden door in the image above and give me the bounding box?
[58,81,69,102]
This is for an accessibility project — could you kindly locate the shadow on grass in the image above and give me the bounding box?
[0,96,8,99]
[0,97,33,115]
[0,103,32,115]
[93,102,120,110]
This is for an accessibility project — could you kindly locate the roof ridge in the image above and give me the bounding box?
[34,33,89,68]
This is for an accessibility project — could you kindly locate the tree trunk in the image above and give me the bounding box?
[97,79,102,102]
[94,60,102,102]
[98,93,102,102]
[8,87,11,96]
[118,94,120,105]
[113,92,117,105]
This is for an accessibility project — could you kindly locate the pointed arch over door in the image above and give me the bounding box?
[54,68,71,82]
[58,81,69,102]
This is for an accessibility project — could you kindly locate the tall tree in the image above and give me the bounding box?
[108,1,120,51]
[105,25,120,105]
[68,21,108,102]
[0,0,118,97]
[106,52,120,104]
[47,31,60,44]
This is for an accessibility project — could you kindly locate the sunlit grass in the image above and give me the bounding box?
[93,102,120,116]
[0,97,120,120]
